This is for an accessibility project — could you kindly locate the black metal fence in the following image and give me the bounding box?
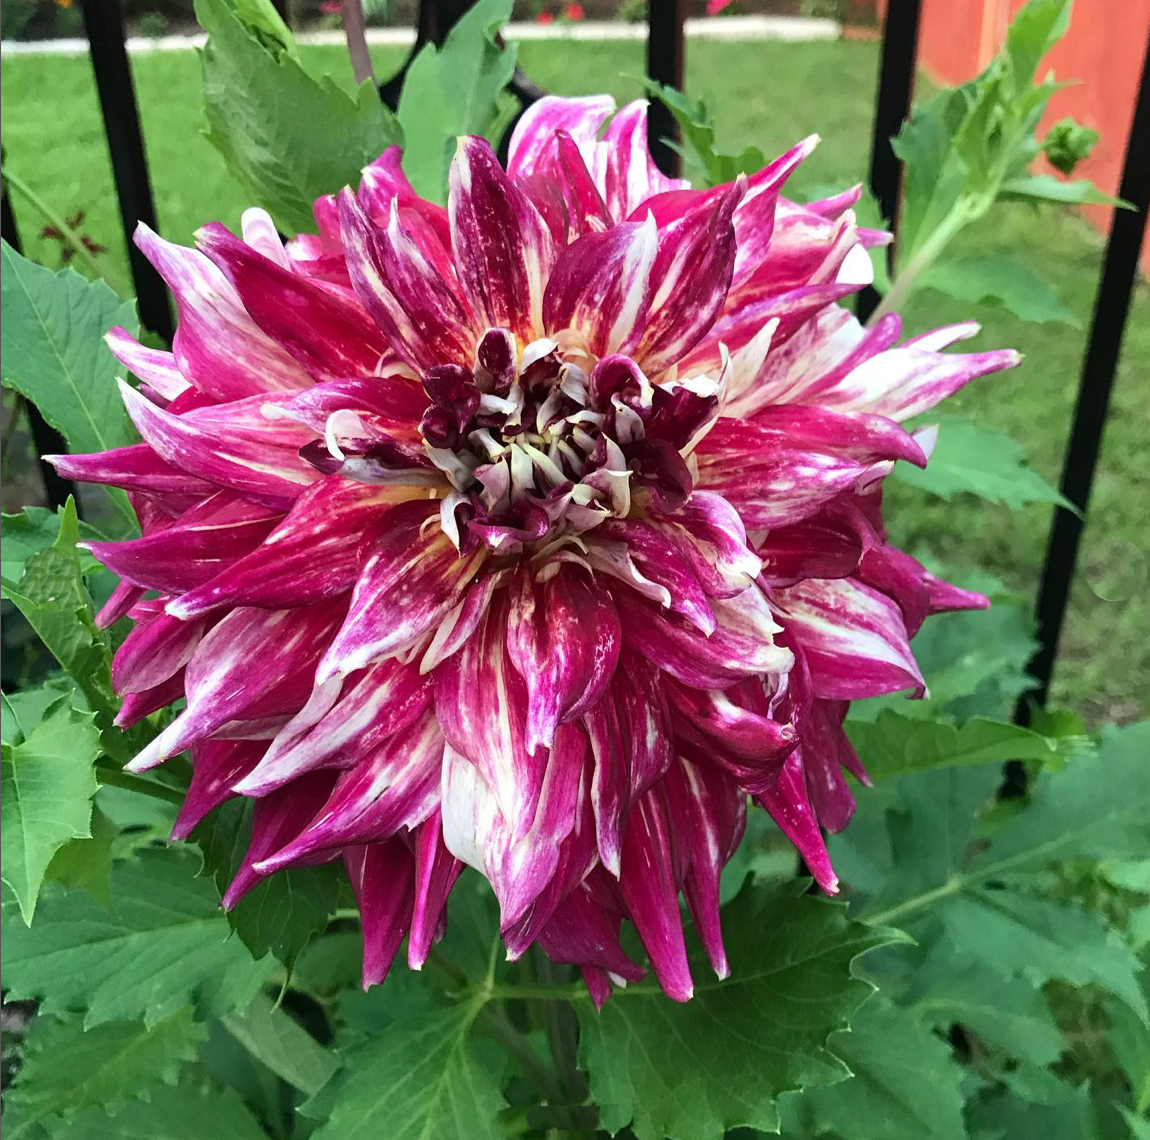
[2,0,1148,717]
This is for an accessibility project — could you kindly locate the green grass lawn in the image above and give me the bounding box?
[1,37,1147,723]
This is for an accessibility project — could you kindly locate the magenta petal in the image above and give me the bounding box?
[317,499,485,683]
[542,216,656,357]
[601,100,691,219]
[538,879,646,984]
[171,739,266,841]
[238,657,432,796]
[506,563,621,753]
[507,94,616,181]
[133,224,311,401]
[755,750,838,894]
[87,493,280,595]
[105,325,189,401]
[775,577,925,701]
[799,700,862,833]
[408,810,463,970]
[196,221,387,381]
[168,480,407,619]
[254,710,443,871]
[345,840,415,990]
[111,608,207,695]
[449,136,557,344]
[221,770,336,909]
[47,444,219,499]
[618,787,694,1002]
[127,600,346,772]
[338,190,475,372]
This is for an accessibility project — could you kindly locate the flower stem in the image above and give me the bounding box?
[2,167,131,297]
[477,1006,566,1104]
[95,763,185,805]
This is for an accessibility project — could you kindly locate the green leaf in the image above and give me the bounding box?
[194,797,342,967]
[923,254,1078,325]
[1,694,101,923]
[307,1002,506,1140]
[781,997,967,1140]
[1000,172,1131,208]
[643,79,765,186]
[967,1080,1096,1140]
[845,710,1089,782]
[1108,986,1150,1115]
[0,240,138,457]
[967,720,1150,877]
[220,990,338,1096]
[893,418,1071,510]
[576,881,905,1140]
[42,1082,270,1140]
[2,500,122,754]
[907,957,1064,1065]
[1,507,104,583]
[45,804,118,908]
[1,846,272,1027]
[1,682,75,747]
[1002,0,1071,88]
[1122,1107,1150,1140]
[195,0,402,233]
[9,1007,207,1124]
[396,0,516,202]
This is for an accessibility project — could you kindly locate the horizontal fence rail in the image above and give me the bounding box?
[5,0,1144,713]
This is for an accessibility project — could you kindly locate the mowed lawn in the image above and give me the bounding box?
[2,36,1147,723]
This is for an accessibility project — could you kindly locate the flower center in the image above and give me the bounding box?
[415,327,722,557]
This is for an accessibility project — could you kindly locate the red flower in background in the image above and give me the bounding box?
[536,9,555,24]
[564,2,586,19]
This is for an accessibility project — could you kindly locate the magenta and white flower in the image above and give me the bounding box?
[54,95,1018,1003]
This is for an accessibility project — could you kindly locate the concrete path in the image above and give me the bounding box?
[1,15,840,56]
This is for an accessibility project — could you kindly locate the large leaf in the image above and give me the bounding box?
[220,991,338,1097]
[1,694,101,923]
[845,710,1089,782]
[576,881,905,1140]
[1,499,116,725]
[780,997,967,1140]
[307,1002,506,1140]
[1001,173,1130,207]
[0,240,138,457]
[195,0,401,233]
[194,796,343,968]
[1,846,271,1027]
[923,254,1077,325]
[8,1007,206,1124]
[893,418,1069,510]
[1,507,104,583]
[396,0,516,202]
[37,1082,270,1140]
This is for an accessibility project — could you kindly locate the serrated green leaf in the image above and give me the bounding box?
[905,954,1064,1065]
[307,1001,506,1140]
[1002,0,1071,88]
[45,804,117,907]
[846,710,1088,782]
[782,997,967,1140]
[1107,985,1150,1115]
[643,79,765,186]
[1,694,101,923]
[9,1007,206,1123]
[396,0,516,202]
[1,499,117,725]
[221,990,337,1096]
[194,797,342,967]
[40,1082,270,1140]
[923,254,1078,325]
[894,418,1070,510]
[1122,1107,1150,1140]
[1001,172,1130,207]
[1,682,75,747]
[195,0,401,233]
[967,1080,1096,1140]
[1,846,271,1027]
[576,881,905,1140]
[968,720,1150,878]
[0,240,138,457]
[1,507,105,583]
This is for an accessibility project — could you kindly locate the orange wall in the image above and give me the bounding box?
[911,0,1150,273]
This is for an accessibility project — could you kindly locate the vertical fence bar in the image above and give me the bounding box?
[79,0,174,341]
[857,0,922,322]
[1017,31,1150,721]
[0,184,79,511]
[646,0,685,177]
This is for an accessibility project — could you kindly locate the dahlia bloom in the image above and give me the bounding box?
[53,96,1017,1004]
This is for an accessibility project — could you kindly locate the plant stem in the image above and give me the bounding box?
[2,167,131,297]
[95,763,185,805]
[476,1006,566,1105]
[487,981,588,1003]
[863,875,964,927]
[536,952,589,1108]
[867,202,973,325]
